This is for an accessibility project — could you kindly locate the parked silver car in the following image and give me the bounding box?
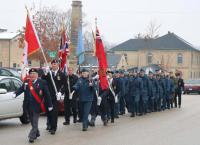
[0,76,29,124]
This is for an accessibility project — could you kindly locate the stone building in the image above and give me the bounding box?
[111,31,200,80]
[0,32,40,68]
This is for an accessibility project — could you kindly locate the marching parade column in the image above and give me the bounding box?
[70,1,82,68]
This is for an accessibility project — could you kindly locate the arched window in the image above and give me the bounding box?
[147,52,153,64]
[177,53,183,64]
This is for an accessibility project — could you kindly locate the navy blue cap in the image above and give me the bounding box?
[29,68,38,74]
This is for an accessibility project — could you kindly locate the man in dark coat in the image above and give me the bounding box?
[174,73,184,108]
[16,68,53,143]
[129,71,143,117]
[107,71,116,123]
[63,67,78,125]
[148,71,158,112]
[139,69,150,115]
[42,59,67,135]
[73,68,95,131]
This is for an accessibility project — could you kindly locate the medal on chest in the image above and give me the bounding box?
[57,75,61,80]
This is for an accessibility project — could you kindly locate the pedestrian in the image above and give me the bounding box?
[72,68,95,131]
[15,68,53,143]
[42,59,67,135]
[63,67,78,125]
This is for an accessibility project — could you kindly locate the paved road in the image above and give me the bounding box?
[0,94,200,145]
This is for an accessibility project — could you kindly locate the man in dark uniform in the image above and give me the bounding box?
[174,73,184,108]
[129,70,143,117]
[73,68,95,131]
[119,70,126,115]
[15,68,53,143]
[107,71,116,123]
[148,71,158,112]
[63,67,78,125]
[139,69,149,115]
[160,71,167,110]
[165,73,175,109]
[42,59,67,135]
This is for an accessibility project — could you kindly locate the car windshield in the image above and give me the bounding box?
[185,80,200,84]
[8,69,21,78]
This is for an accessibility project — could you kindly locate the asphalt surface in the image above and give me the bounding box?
[0,94,200,145]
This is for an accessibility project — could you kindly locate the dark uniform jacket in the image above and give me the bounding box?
[129,76,143,102]
[140,75,150,101]
[73,77,95,102]
[42,70,67,101]
[148,77,159,100]
[65,74,78,97]
[16,79,53,113]
[175,78,184,93]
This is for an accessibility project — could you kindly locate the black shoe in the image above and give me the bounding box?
[50,130,56,135]
[73,119,77,123]
[115,115,119,119]
[130,113,135,117]
[77,119,82,123]
[63,122,70,125]
[46,126,51,131]
[103,120,108,126]
[29,138,34,143]
[36,133,40,138]
[88,122,95,127]
[82,128,87,131]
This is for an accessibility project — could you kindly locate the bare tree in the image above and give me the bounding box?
[145,20,161,39]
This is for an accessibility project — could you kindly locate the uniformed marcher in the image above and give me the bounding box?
[63,67,78,125]
[160,71,167,110]
[139,69,150,115]
[119,70,126,115]
[107,71,116,123]
[174,73,184,108]
[15,68,53,143]
[129,70,143,117]
[148,71,158,112]
[42,59,67,135]
[165,73,175,109]
[72,68,95,131]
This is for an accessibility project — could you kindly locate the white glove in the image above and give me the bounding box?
[115,95,118,103]
[12,92,17,98]
[69,91,75,100]
[46,66,50,73]
[48,107,53,111]
[97,97,102,106]
[56,92,62,100]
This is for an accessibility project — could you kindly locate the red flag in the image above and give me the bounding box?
[59,29,69,73]
[25,14,40,56]
[95,27,108,90]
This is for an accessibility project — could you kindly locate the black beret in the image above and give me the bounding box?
[29,68,38,74]
[107,71,114,74]
[81,68,89,73]
[149,71,153,74]
[140,69,145,72]
[115,70,119,74]
[51,59,59,64]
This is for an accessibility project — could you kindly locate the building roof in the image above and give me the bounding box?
[0,32,19,40]
[111,32,199,52]
[81,53,122,67]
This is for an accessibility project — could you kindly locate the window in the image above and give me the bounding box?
[0,69,12,76]
[28,61,32,67]
[13,63,17,68]
[124,53,128,63]
[12,79,22,90]
[147,52,153,64]
[177,53,183,64]
[0,79,13,92]
[0,62,2,67]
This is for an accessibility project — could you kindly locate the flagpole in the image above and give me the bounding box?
[25,6,58,94]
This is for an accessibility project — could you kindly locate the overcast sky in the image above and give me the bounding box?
[0,0,200,46]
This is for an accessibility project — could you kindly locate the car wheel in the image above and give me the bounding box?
[19,112,30,124]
